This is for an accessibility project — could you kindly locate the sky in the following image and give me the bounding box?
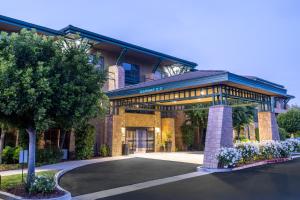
[1,0,299,104]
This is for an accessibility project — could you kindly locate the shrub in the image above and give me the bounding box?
[75,124,95,160]
[235,142,259,163]
[13,146,21,162]
[279,128,289,141]
[99,144,110,157]
[217,139,298,168]
[36,148,63,164]
[28,175,56,194]
[2,146,20,164]
[277,142,292,158]
[216,147,241,168]
[181,124,194,149]
[259,141,283,159]
[285,138,300,152]
[277,108,300,136]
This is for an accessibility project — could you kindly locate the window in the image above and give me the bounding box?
[122,63,140,85]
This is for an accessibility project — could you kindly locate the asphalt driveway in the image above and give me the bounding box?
[102,158,300,200]
[59,157,198,196]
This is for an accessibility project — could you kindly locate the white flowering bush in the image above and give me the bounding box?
[217,139,298,168]
[235,142,259,163]
[259,141,282,159]
[28,175,56,194]
[285,138,300,152]
[216,147,241,168]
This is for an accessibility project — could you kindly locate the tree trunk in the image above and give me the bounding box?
[26,127,36,187]
[15,129,19,147]
[0,129,6,164]
[237,127,241,140]
[59,129,66,149]
[199,127,204,150]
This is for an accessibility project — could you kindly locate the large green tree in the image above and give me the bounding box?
[277,108,300,136]
[50,37,107,148]
[232,106,255,140]
[0,29,107,186]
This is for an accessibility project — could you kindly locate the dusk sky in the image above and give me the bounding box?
[1,0,299,104]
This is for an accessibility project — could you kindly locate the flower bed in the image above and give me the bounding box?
[216,139,300,168]
[0,171,70,200]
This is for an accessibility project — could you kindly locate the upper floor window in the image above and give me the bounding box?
[122,63,140,85]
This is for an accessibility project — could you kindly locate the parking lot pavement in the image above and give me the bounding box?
[100,158,300,200]
[59,157,198,197]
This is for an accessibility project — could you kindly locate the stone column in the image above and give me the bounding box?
[107,65,125,91]
[258,111,280,141]
[110,107,125,156]
[174,111,186,151]
[203,105,233,169]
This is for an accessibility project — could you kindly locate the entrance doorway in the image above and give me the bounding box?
[126,128,155,154]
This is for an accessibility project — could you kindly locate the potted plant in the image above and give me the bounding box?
[165,132,173,152]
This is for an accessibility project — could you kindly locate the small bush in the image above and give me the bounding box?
[2,146,20,164]
[216,147,241,168]
[235,142,259,163]
[36,148,63,164]
[285,138,300,152]
[259,141,281,159]
[99,144,110,157]
[28,175,56,194]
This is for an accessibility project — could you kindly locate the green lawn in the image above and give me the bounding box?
[0,170,57,190]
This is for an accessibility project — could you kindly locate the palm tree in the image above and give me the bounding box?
[183,105,208,149]
[232,106,255,140]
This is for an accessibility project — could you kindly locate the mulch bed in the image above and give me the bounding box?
[5,184,65,199]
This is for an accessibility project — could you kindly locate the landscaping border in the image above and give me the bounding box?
[199,157,293,173]
[0,172,71,200]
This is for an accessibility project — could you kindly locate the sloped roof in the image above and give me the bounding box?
[0,15,197,68]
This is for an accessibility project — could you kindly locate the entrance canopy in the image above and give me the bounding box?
[107,70,293,113]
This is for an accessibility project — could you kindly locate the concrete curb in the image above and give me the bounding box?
[198,157,294,173]
[0,187,70,200]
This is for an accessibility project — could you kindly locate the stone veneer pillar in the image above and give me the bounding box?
[203,105,233,169]
[110,107,125,156]
[108,65,125,90]
[258,111,280,141]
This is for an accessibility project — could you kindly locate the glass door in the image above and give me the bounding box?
[146,128,155,152]
[126,128,136,154]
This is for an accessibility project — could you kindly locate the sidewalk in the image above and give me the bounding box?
[0,155,131,176]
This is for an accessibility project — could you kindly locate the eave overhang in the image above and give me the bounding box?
[0,15,61,36]
[107,72,291,99]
